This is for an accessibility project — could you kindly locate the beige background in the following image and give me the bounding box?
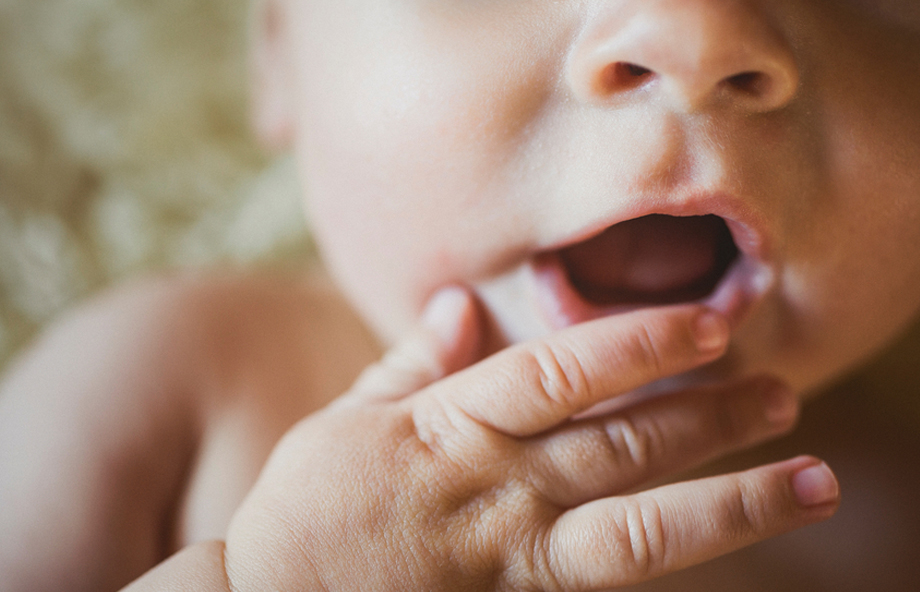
[0,0,312,370]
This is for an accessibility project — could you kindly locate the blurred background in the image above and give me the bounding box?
[0,0,312,371]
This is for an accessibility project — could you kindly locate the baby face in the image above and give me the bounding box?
[257,0,920,394]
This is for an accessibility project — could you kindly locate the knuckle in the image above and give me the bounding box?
[613,498,666,579]
[411,395,518,477]
[626,324,667,376]
[528,341,592,414]
[476,484,554,592]
[411,397,476,461]
[724,480,770,540]
[601,415,664,473]
[528,528,566,592]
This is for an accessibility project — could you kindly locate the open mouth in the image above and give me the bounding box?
[558,214,739,306]
[529,212,765,331]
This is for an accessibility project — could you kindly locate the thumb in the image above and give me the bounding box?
[342,286,484,406]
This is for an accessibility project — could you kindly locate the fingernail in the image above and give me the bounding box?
[421,287,468,343]
[792,463,839,507]
[762,382,798,425]
[693,311,729,353]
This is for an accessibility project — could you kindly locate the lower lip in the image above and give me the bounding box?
[528,251,773,331]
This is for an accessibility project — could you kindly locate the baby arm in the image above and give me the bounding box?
[125,289,839,591]
[0,281,204,591]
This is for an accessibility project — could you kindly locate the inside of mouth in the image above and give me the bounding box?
[558,214,739,306]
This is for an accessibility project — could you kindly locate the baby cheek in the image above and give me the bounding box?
[308,195,483,342]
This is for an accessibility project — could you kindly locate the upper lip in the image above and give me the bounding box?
[523,187,778,332]
[537,188,774,265]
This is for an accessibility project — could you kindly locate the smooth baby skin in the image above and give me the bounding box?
[0,275,381,591]
[5,0,920,588]
[260,0,920,396]
[123,288,833,592]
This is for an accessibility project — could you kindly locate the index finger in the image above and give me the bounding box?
[421,305,728,437]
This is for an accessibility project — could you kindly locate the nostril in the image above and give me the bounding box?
[598,62,655,94]
[623,63,654,79]
[724,71,770,96]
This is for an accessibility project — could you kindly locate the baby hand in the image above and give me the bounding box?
[222,288,838,591]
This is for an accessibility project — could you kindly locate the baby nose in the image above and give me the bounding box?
[567,0,800,113]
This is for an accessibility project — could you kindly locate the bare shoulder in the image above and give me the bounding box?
[139,270,385,546]
[0,269,375,423]
[170,269,383,412]
[1,268,382,416]
[0,274,213,592]
[0,269,381,591]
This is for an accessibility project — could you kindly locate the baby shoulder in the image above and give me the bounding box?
[0,275,220,591]
[0,271,379,591]
[2,270,378,428]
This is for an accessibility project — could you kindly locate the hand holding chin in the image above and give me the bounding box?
[222,287,838,591]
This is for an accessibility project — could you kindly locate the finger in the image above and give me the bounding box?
[421,305,729,437]
[341,287,483,406]
[539,456,840,590]
[526,377,799,506]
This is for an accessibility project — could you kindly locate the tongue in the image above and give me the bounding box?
[558,215,737,305]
